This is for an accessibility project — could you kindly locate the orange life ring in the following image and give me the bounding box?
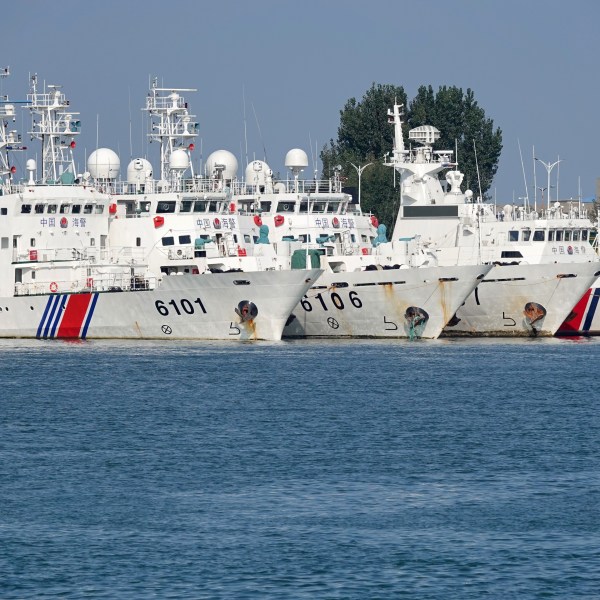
[332,217,340,228]
[370,216,379,228]
[49,281,58,293]
[254,215,262,226]
[274,215,285,227]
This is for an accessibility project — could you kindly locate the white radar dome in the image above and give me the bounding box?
[205,150,238,180]
[88,148,120,180]
[245,160,272,186]
[169,149,190,171]
[285,148,308,171]
[127,158,153,184]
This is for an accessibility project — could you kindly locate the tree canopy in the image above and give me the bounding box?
[321,83,503,229]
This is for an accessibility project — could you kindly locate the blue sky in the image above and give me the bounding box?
[2,0,598,203]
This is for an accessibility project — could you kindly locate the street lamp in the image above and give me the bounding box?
[350,162,373,206]
[536,186,547,206]
[535,157,562,210]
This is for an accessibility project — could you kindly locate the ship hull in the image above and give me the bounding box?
[283,264,489,339]
[0,270,322,342]
[441,263,600,337]
[556,279,600,336]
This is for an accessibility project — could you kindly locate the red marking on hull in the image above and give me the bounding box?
[557,288,592,334]
[56,293,93,338]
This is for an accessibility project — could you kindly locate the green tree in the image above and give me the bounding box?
[322,83,503,230]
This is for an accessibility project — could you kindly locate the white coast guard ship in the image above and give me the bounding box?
[385,103,600,336]
[0,76,320,341]
[100,82,490,339]
[225,149,492,338]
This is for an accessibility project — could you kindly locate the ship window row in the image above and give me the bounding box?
[120,198,349,216]
[161,234,205,247]
[20,203,103,215]
[509,229,589,242]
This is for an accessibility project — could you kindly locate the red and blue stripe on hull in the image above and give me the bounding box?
[556,287,600,336]
[36,293,99,339]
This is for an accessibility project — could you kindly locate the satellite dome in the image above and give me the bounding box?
[126,158,153,184]
[245,160,271,186]
[205,150,238,180]
[169,149,190,171]
[88,148,120,180]
[285,148,308,171]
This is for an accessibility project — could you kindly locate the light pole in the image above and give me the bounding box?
[535,157,562,210]
[350,162,373,206]
[536,186,547,207]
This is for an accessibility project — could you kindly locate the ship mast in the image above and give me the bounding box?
[27,74,81,184]
[144,78,198,185]
[0,66,27,193]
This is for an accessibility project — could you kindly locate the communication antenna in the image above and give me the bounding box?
[309,132,315,178]
[251,101,268,164]
[242,85,248,170]
[128,86,133,159]
[556,155,560,201]
[473,139,483,265]
[473,139,482,203]
[518,139,529,211]
[532,145,537,212]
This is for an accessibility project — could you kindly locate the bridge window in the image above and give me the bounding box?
[178,235,192,244]
[548,230,555,241]
[564,230,572,241]
[21,204,32,214]
[523,230,531,241]
[533,230,545,241]
[572,230,580,241]
[48,204,57,214]
[157,201,176,214]
[582,230,589,241]
[35,204,44,214]
[508,230,519,242]
[161,236,175,246]
[72,204,82,214]
[556,230,563,241]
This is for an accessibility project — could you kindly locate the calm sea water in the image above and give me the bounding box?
[1,337,599,599]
